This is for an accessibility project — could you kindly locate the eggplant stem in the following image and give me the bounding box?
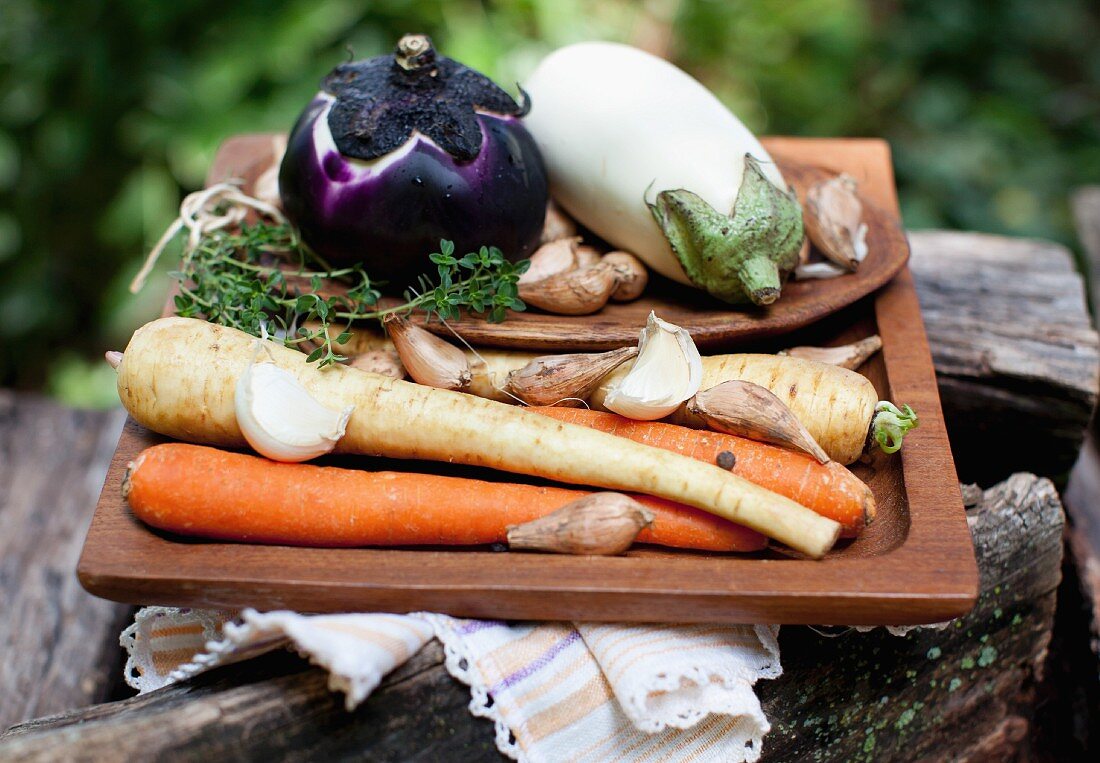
[738,256,782,306]
[395,34,435,71]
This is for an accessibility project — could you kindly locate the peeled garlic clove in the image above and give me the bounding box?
[505,346,638,406]
[603,312,703,420]
[602,251,648,302]
[540,200,578,244]
[507,493,654,555]
[383,313,471,390]
[235,360,353,462]
[518,261,618,315]
[518,236,581,285]
[688,380,830,464]
[804,174,866,271]
[779,335,882,371]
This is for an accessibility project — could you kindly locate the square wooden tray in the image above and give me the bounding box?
[77,138,978,624]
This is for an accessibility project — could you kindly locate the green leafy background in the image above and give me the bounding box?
[1,0,1097,406]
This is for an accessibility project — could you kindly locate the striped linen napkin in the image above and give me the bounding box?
[121,608,780,762]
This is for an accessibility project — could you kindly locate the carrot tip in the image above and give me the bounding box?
[121,462,134,501]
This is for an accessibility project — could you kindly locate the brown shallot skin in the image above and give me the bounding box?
[602,251,648,301]
[803,174,866,271]
[505,346,638,406]
[383,313,471,390]
[518,236,582,285]
[688,380,831,464]
[518,261,619,315]
[779,336,882,371]
[507,493,654,555]
[540,200,578,244]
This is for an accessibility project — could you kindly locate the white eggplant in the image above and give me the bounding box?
[523,42,804,306]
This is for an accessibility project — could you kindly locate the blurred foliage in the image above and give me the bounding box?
[1,0,1097,405]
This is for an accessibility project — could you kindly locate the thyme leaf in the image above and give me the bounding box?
[167,218,528,367]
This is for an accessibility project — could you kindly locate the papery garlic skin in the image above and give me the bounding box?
[853,223,868,264]
[235,361,353,462]
[383,313,471,390]
[603,312,702,420]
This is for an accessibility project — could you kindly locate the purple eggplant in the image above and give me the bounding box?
[278,34,549,290]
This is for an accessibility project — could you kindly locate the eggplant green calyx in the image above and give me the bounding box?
[872,401,919,454]
[647,154,804,306]
[322,34,527,163]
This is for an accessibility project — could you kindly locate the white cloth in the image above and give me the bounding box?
[121,608,782,762]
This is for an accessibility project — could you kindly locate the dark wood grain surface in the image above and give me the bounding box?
[74,138,977,625]
[0,394,131,731]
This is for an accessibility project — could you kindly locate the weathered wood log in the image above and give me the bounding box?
[1072,186,1100,320]
[1065,190,1100,668]
[0,392,131,730]
[908,230,1099,484]
[759,473,1063,761]
[0,640,499,761]
[0,473,1064,761]
[1063,441,1100,655]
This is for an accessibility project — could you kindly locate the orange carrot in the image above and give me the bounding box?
[125,443,766,552]
[532,407,874,536]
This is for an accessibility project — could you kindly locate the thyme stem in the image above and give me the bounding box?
[157,215,528,367]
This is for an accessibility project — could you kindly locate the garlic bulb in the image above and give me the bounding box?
[235,360,353,462]
[602,312,702,420]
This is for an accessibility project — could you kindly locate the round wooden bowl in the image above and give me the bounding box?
[209,136,908,352]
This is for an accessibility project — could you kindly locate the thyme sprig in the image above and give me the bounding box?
[169,220,529,367]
